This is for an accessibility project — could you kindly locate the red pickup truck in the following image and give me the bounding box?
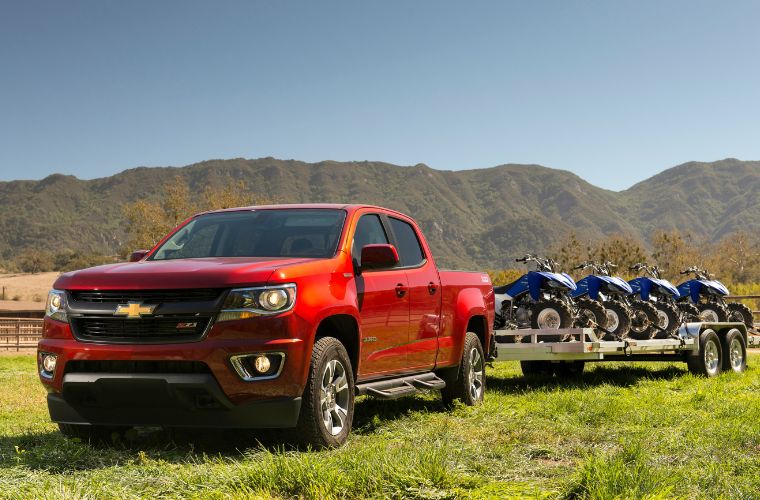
[38,204,494,447]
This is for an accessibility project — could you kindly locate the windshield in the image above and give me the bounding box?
[150,209,346,261]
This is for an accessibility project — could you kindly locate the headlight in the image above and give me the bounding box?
[45,290,67,322]
[218,284,296,321]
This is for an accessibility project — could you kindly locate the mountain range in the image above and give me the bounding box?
[0,157,757,269]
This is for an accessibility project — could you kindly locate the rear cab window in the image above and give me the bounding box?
[388,217,426,267]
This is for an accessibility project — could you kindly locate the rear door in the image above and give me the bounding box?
[352,213,410,376]
[386,215,441,370]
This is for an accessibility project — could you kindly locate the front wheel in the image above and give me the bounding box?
[629,301,659,340]
[574,297,609,339]
[295,337,355,449]
[530,298,573,342]
[603,300,632,339]
[678,302,701,322]
[441,332,485,406]
[653,301,680,339]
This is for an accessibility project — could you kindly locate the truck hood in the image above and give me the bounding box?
[54,257,317,290]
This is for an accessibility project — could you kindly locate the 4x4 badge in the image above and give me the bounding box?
[114,302,156,319]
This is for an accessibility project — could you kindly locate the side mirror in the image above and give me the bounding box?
[360,244,399,270]
[128,250,150,262]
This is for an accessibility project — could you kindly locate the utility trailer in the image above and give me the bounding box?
[492,322,749,378]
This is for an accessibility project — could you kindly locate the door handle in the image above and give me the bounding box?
[428,282,438,294]
[395,283,407,298]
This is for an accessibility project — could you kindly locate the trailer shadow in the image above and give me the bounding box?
[487,363,688,394]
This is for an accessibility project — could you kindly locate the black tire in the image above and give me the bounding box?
[603,299,632,339]
[697,301,728,323]
[442,332,485,406]
[629,301,659,340]
[720,329,747,373]
[552,361,585,379]
[574,297,609,339]
[530,298,574,342]
[652,301,681,339]
[58,423,126,442]
[727,302,754,330]
[678,302,701,322]
[686,329,723,377]
[295,337,355,449]
[520,360,553,377]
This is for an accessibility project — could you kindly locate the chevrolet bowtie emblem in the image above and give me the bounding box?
[114,302,157,319]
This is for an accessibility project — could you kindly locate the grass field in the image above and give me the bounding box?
[1,354,758,499]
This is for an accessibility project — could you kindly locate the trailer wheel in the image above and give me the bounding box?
[58,423,127,442]
[720,329,747,374]
[727,302,754,330]
[552,361,585,379]
[697,302,728,323]
[687,329,722,377]
[629,301,658,340]
[653,302,680,339]
[603,300,631,339]
[520,360,553,377]
[442,332,485,406]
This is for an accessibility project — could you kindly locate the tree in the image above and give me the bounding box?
[122,176,270,253]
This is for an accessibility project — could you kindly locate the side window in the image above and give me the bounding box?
[352,214,389,263]
[389,217,425,267]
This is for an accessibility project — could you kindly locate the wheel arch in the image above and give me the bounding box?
[314,313,361,377]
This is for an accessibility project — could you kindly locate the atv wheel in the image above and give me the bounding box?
[727,302,754,330]
[295,337,355,449]
[574,297,609,339]
[629,301,659,340]
[603,300,632,339]
[530,298,573,342]
[678,302,701,322]
[653,301,680,339]
[698,302,728,323]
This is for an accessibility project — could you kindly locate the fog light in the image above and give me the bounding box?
[254,355,271,374]
[41,353,57,374]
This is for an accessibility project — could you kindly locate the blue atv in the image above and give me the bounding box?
[628,263,683,339]
[571,261,634,340]
[677,266,753,329]
[494,254,577,342]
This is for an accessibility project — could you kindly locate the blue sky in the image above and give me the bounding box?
[1,1,759,190]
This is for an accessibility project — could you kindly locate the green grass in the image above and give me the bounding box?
[1,353,759,499]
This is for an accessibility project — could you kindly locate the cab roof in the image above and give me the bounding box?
[197,203,411,218]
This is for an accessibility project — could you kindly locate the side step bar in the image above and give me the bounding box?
[355,372,446,400]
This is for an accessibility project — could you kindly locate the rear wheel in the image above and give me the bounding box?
[530,298,573,342]
[678,302,701,322]
[574,297,609,339]
[603,300,632,339]
[727,302,754,330]
[698,302,728,323]
[442,332,485,406]
[720,329,747,373]
[687,329,722,377]
[295,337,355,449]
[653,301,680,339]
[629,301,659,340]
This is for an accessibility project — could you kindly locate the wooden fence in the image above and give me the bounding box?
[0,297,758,351]
[0,318,43,351]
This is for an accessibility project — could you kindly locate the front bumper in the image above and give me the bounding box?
[48,372,302,428]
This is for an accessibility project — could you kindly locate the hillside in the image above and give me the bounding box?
[0,158,757,269]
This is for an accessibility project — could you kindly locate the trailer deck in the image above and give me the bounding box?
[492,322,749,377]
